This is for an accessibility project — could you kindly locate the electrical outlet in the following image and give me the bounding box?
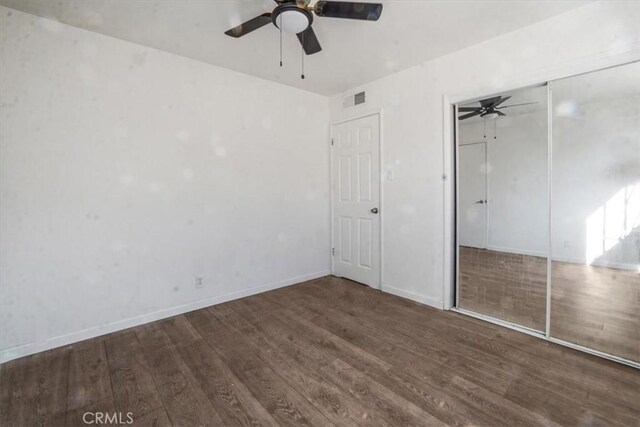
[195,276,204,289]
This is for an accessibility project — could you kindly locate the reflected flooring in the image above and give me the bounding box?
[551,260,640,362]
[459,246,547,331]
[2,276,639,426]
[459,246,640,362]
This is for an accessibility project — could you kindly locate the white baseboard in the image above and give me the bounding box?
[485,245,547,258]
[485,247,638,271]
[551,255,637,271]
[0,270,330,364]
[380,284,443,310]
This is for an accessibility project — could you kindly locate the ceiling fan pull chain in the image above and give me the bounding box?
[483,119,486,139]
[301,32,305,79]
[279,18,283,67]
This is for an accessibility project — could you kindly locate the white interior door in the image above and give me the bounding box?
[459,142,487,248]
[331,114,380,287]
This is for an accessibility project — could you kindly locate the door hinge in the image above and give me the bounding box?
[331,248,335,256]
[330,138,334,146]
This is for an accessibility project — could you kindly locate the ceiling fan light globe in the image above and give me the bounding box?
[484,112,499,120]
[276,10,310,34]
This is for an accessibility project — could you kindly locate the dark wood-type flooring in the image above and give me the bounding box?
[2,276,639,426]
[459,247,639,362]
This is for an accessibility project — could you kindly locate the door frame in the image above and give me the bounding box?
[329,110,383,290]
[457,139,488,251]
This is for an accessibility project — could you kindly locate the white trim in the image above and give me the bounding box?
[0,270,330,364]
[545,82,553,338]
[329,110,383,290]
[457,139,486,146]
[551,255,638,272]
[331,109,382,126]
[452,307,544,337]
[442,98,455,309]
[466,245,638,271]
[379,110,385,290]
[547,337,640,370]
[453,103,461,308]
[482,141,488,250]
[484,245,547,258]
[381,284,443,310]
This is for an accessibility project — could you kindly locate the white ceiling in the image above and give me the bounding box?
[1,0,591,96]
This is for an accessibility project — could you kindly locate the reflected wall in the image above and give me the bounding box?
[550,62,640,362]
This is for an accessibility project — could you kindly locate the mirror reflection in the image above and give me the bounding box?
[457,85,548,331]
[550,61,640,362]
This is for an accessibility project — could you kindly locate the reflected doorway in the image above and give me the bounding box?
[456,85,548,332]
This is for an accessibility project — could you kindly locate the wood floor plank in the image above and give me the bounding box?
[135,322,225,426]
[319,358,446,427]
[131,407,173,426]
[223,300,390,426]
[0,346,71,425]
[235,298,506,426]
[2,276,638,426]
[215,339,330,427]
[177,339,278,426]
[300,276,640,412]
[187,306,332,426]
[66,340,112,411]
[320,287,636,416]
[103,330,165,418]
[64,397,116,427]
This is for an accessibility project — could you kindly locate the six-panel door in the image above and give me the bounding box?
[331,114,380,287]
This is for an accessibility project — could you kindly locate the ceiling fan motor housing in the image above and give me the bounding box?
[272,4,314,34]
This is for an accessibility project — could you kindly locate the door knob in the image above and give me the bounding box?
[475,200,485,204]
[370,208,379,214]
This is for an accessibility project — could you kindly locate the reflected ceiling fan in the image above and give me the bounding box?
[224,0,383,56]
[458,96,537,120]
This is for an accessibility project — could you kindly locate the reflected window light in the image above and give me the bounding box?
[586,183,640,267]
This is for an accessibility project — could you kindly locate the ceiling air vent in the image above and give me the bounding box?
[343,91,366,108]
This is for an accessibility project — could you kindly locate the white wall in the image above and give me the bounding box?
[0,7,330,362]
[552,92,640,269]
[458,78,640,270]
[459,104,548,257]
[329,1,640,308]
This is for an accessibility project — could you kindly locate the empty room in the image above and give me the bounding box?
[1,0,638,426]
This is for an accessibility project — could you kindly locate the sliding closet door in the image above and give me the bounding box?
[457,85,548,331]
[550,62,640,363]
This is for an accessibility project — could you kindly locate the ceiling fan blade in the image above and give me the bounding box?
[225,13,272,38]
[496,101,538,109]
[496,110,506,116]
[314,1,383,21]
[493,96,512,107]
[458,107,480,112]
[459,111,483,120]
[297,26,322,55]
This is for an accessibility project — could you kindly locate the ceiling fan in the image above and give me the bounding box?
[224,0,383,55]
[458,96,538,120]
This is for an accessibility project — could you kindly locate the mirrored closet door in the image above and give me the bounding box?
[457,85,548,332]
[456,60,639,366]
[550,61,640,363]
